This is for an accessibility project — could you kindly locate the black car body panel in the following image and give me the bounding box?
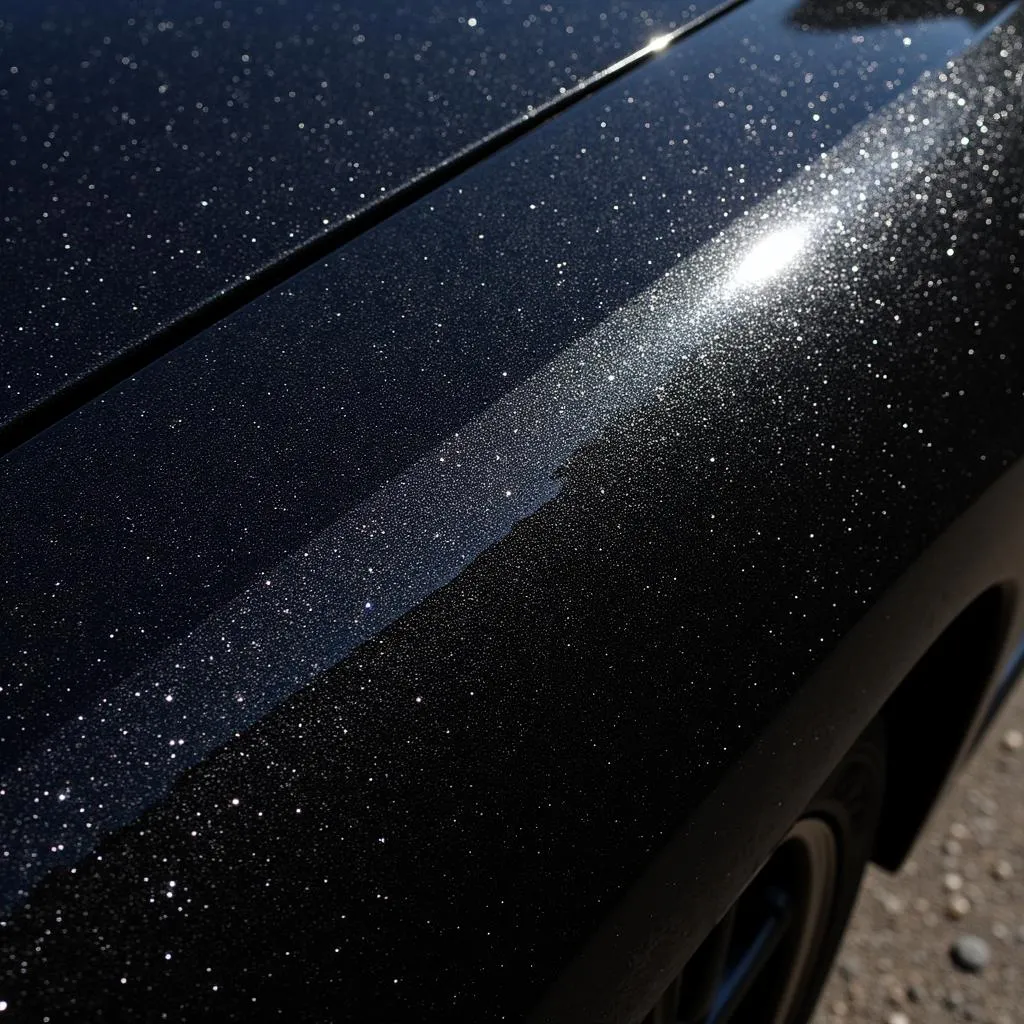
[0,0,727,433]
[3,0,1024,1019]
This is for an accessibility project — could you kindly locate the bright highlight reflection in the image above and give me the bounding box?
[728,225,809,289]
[647,33,673,52]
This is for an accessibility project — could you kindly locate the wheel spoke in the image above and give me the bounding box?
[674,903,738,1024]
[706,885,793,1023]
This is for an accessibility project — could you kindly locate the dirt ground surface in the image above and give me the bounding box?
[812,676,1024,1024]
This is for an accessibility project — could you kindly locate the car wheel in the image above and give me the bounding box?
[644,719,887,1024]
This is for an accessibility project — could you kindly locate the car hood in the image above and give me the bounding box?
[0,0,722,439]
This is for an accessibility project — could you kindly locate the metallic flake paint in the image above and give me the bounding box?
[2,0,1024,1019]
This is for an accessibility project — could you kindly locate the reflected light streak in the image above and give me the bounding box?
[727,224,809,290]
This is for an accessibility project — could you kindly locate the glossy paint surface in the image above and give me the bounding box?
[3,0,1024,1018]
[0,0,722,432]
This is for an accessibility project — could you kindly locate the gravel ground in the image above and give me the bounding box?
[812,679,1024,1024]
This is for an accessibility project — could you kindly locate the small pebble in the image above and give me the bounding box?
[950,822,971,840]
[943,839,963,857]
[944,872,964,892]
[888,1013,910,1024]
[968,790,998,815]
[838,955,861,981]
[993,921,1011,941]
[992,858,1013,880]
[944,991,965,1011]
[948,894,972,919]
[884,979,905,1006]
[1002,728,1023,751]
[882,892,904,915]
[951,935,991,973]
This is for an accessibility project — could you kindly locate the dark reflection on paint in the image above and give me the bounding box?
[0,0,723,430]
[790,0,1013,29]
[3,0,1002,780]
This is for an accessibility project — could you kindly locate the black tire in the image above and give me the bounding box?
[784,717,887,1023]
[655,718,887,1024]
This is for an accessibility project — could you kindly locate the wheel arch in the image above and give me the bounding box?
[872,582,1019,870]
[530,458,1024,1024]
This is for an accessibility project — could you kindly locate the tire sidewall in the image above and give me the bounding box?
[787,719,888,1024]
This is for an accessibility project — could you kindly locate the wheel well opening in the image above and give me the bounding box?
[872,584,1014,870]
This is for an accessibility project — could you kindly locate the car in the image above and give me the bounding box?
[2,0,1024,1020]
